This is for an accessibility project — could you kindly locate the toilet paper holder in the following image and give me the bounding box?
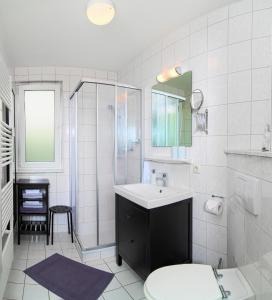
[205,195,224,216]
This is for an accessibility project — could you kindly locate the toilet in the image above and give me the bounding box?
[144,264,255,300]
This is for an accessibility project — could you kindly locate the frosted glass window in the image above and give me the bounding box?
[24,90,55,162]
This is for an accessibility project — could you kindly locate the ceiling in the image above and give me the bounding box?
[0,0,238,71]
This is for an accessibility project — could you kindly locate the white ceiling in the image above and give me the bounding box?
[0,0,238,71]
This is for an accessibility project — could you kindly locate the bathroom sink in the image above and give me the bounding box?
[114,183,192,209]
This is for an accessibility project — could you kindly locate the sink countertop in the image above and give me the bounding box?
[114,183,192,209]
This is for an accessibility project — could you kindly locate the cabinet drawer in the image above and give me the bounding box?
[117,196,148,266]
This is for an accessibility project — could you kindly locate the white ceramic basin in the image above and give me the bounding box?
[114,183,192,209]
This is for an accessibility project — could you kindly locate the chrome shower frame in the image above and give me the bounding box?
[69,78,143,251]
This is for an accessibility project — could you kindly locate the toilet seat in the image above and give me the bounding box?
[144,264,255,300]
[144,264,222,300]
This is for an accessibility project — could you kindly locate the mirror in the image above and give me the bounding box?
[190,89,204,111]
[152,71,192,147]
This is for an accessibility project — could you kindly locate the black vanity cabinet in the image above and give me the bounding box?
[115,194,192,279]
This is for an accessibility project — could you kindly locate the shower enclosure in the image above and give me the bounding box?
[69,80,142,250]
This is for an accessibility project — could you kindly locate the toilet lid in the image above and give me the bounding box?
[144,264,222,300]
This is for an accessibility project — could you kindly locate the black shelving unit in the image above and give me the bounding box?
[16,179,50,245]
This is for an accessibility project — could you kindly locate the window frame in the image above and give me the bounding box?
[16,83,63,173]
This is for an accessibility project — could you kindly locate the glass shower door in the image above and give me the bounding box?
[97,84,116,245]
[115,87,142,185]
[70,81,142,250]
[127,88,142,183]
[76,83,98,249]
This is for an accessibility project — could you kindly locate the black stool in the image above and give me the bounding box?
[49,205,73,245]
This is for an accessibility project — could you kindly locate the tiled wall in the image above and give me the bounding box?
[118,0,272,268]
[227,153,272,298]
[13,66,117,232]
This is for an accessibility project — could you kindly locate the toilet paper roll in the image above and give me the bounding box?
[204,198,223,216]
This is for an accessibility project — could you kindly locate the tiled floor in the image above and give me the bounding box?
[4,234,146,300]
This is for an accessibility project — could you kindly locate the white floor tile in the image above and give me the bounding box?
[48,291,63,300]
[14,245,29,252]
[28,243,45,251]
[45,243,62,251]
[124,281,145,300]
[103,256,116,263]
[8,270,25,284]
[12,259,27,271]
[85,258,105,267]
[45,249,63,258]
[115,269,141,286]
[28,249,45,260]
[62,248,80,259]
[4,283,24,299]
[26,259,43,268]
[107,261,128,273]
[103,287,132,300]
[25,274,39,285]
[23,284,49,300]
[15,249,28,259]
[59,242,75,250]
[93,263,112,273]
[104,277,121,292]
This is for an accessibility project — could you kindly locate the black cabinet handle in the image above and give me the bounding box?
[130,239,134,243]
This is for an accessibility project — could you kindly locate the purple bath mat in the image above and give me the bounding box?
[24,253,114,300]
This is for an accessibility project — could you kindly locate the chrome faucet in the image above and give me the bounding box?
[156,172,168,187]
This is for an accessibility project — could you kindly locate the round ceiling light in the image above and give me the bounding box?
[86,0,115,26]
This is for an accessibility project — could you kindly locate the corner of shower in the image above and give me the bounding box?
[69,79,142,255]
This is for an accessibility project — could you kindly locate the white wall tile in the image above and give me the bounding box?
[206,166,227,196]
[207,223,227,254]
[228,102,251,135]
[206,136,227,166]
[207,75,228,106]
[190,53,208,82]
[252,37,272,68]
[228,70,252,103]
[228,135,251,150]
[193,193,207,221]
[190,29,207,57]
[28,67,42,75]
[251,100,271,134]
[208,20,228,51]
[229,0,252,17]
[253,0,272,11]
[208,6,228,25]
[190,15,207,33]
[193,244,207,263]
[252,67,272,101]
[229,40,252,72]
[229,13,252,44]
[15,67,28,76]
[208,47,228,77]
[253,8,272,38]
[193,219,207,247]
[174,37,190,63]
[191,136,207,165]
[208,105,228,135]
